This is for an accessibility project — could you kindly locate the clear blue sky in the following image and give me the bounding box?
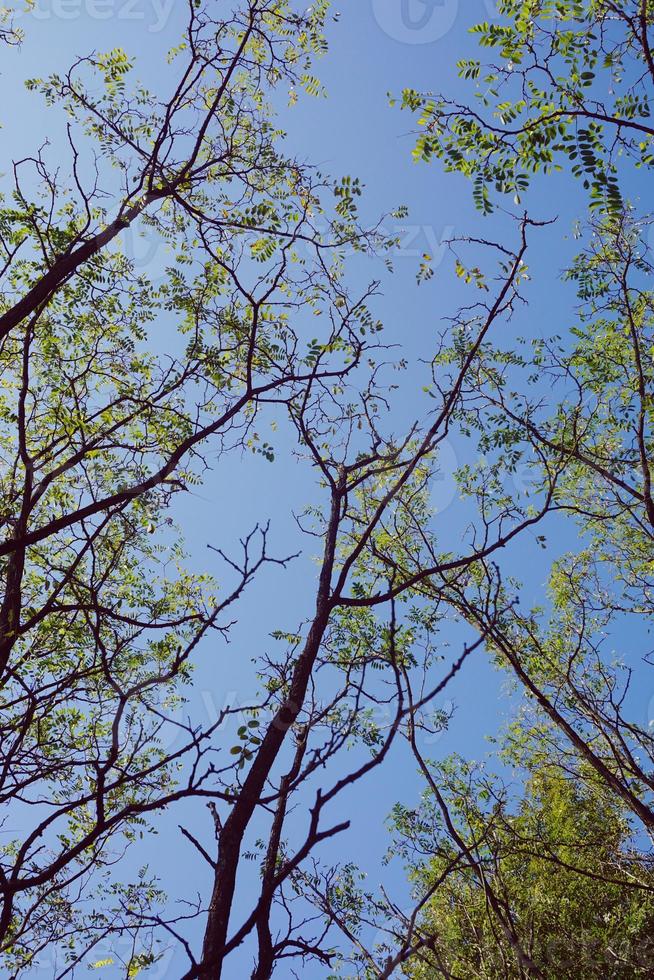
[4,2,652,976]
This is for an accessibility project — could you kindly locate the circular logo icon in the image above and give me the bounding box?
[372,0,459,45]
[430,439,458,514]
[646,219,654,262]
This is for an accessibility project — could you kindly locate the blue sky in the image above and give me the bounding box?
[4,1,653,976]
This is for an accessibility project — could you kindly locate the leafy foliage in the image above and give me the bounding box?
[398,1,654,213]
[400,727,654,979]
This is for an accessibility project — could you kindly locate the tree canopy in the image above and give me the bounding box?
[0,1,652,977]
